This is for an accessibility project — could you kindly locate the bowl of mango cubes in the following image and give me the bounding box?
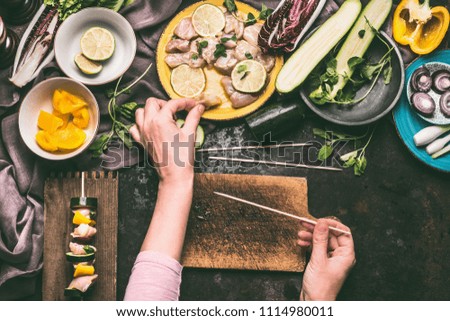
[19,77,100,160]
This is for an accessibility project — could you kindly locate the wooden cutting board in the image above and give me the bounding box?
[42,172,118,301]
[182,173,314,272]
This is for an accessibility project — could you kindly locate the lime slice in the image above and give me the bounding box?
[74,53,103,75]
[231,60,267,93]
[170,64,206,98]
[192,4,226,37]
[80,27,115,61]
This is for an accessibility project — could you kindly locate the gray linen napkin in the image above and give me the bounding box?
[0,0,418,299]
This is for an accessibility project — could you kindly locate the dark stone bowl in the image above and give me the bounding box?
[299,31,405,126]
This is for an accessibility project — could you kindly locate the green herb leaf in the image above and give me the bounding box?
[171,34,179,40]
[89,133,110,153]
[223,0,237,12]
[318,144,333,161]
[312,128,330,140]
[259,4,273,20]
[348,56,365,70]
[245,12,257,26]
[237,64,247,73]
[221,34,238,43]
[358,29,365,38]
[213,44,227,59]
[83,245,95,254]
[343,156,357,168]
[191,53,199,60]
[383,65,392,84]
[197,40,208,55]
[116,128,133,149]
[354,156,367,176]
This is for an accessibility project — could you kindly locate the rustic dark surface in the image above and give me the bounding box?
[4,2,450,301]
[117,114,450,301]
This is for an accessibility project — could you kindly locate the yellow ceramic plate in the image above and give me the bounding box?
[156,0,283,121]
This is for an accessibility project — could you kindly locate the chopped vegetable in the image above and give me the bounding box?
[73,265,95,278]
[73,211,96,226]
[10,8,59,88]
[432,70,450,94]
[411,92,435,116]
[410,66,432,92]
[275,0,362,93]
[258,0,325,53]
[37,110,63,133]
[413,125,450,147]
[392,0,449,55]
[309,0,392,103]
[175,119,205,148]
[66,251,96,263]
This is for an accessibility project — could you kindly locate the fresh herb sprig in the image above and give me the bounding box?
[313,127,376,176]
[223,0,273,25]
[309,17,393,105]
[89,63,152,158]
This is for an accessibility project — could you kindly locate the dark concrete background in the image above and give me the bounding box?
[117,113,450,301]
[3,1,450,301]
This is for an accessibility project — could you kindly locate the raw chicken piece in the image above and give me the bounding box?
[224,13,244,39]
[235,40,261,61]
[67,275,98,293]
[243,23,263,47]
[165,53,206,69]
[214,50,238,75]
[196,93,222,109]
[196,38,220,65]
[69,242,97,255]
[71,224,97,240]
[165,39,190,53]
[221,33,238,49]
[221,77,260,108]
[255,53,276,73]
[174,18,198,40]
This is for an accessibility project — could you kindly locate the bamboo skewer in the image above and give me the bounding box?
[197,142,312,153]
[81,172,85,198]
[209,156,342,172]
[213,192,352,236]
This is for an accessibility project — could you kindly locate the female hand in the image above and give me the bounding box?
[129,98,204,186]
[297,218,356,301]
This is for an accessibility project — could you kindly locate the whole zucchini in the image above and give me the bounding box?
[275,0,362,93]
[310,0,393,102]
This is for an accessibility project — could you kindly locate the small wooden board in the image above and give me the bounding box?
[182,173,314,272]
[42,172,118,301]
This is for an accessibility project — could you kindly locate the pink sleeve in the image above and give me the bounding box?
[124,251,183,301]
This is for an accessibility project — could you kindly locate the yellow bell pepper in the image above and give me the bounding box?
[73,210,96,226]
[72,107,90,129]
[37,110,63,133]
[73,264,95,278]
[393,0,449,55]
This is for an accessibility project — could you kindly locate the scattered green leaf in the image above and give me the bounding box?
[259,4,273,20]
[214,44,227,59]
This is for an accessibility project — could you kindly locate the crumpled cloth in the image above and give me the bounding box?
[0,0,417,299]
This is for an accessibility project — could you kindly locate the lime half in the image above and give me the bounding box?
[80,27,115,61]
[231,60,267,93]
[192,4,225,37]
[74,53,103,75]
[170,64,206,98]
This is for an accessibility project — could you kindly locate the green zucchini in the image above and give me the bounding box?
[176,119,205,148]
[70,197,97,209]
[245,99,307,142]
[66,251,95,263]
[64,288,83,299]
[310,0,392,102]
[276,0,362,93]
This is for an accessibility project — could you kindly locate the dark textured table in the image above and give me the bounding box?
[117,114,450,301]
[4,5,450,302]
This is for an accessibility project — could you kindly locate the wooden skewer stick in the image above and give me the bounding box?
[213,192,352,236]
[81,172,85,198]
[197,142,312,153]
[209,156,342,172]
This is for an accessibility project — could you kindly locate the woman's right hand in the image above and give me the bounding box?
[297,218,356,301]
[129,98,204,186]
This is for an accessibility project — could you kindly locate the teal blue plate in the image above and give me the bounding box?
[393,50,450,173]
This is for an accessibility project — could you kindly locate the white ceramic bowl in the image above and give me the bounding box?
[19,77,99,160]
[54,7,136,86]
